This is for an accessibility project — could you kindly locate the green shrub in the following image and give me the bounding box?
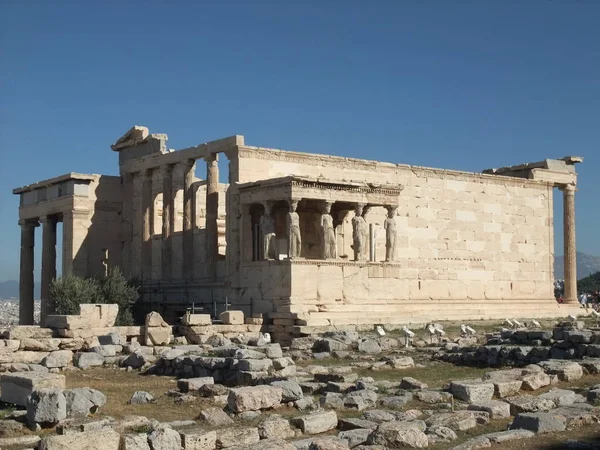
[50,276,101,316]
[50,267,140,326]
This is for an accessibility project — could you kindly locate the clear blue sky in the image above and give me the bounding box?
[0,1,598,282]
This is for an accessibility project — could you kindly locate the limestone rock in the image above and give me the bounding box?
[510,412,567,433]
[367,421,429,448]
[467,400,511,419]
[219,310,244,325]
[292,410,338,434]
[415,390,453,404]
[39,429,121,450]
[400,377,428,390]
[227,385,283,413]
[26,388,67,425]
[121,434,151,450]
[129,391,154,405]
[345,389,378,410]
[271,380,304,402]
[521,371,551,391]
[216,427,260,448]
[75,352,105,370]
[358,339,382,354]
[387,356,415,369]
[538,360,583,382]
[64,388,106,417]
[258,416,295,440]
[310,438,351,449]
[449,379,494,404]
[43,350,73,369]
[425,411,478,432]
[177,377,214,393]
[179,428,216,450]
[197,407,234,426]
[505,395,556,415]
[230,438,296,450]
[538,388,577,407]
[1,371,66,406]
[426,425,458,443]
[148,426,182,450]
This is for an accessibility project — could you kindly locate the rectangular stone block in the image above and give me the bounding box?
[0,372,66,406]
[220,311,244,325]
[182,314,212,326]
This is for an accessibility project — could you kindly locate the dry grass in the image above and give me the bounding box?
[65,368,210,422]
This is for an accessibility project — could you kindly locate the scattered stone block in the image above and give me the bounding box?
[182,314,212,326]
[358,339,381,354]
[39,429,121,449]
[148,426,182,450]
[292,410,338,434]
[128,391,154,405]
[258,416,295,440]
[26,388,67,425]
[425,411,478,432]
[74,352,105,370]
[121,434,151,450]
[400,377,428,390]
[271,380,304,402]
[220,311,244,325]
[505,395,556,415]
[177,377,214,392]
[197,407,234,426]
[42,350,73,369]
[416,390,453,404]
[426,425,458,443]
[468,400,511,419]
[179,428,216,450]
[227,385,283,413]
[0,371,66,406]
[510,412,567,433]
[216,427,260,448]
[367,421,428,448]
[484,429,535,444]
[64,388,106,417]
[521,371,551,391]
[538,360,583,382]
[449,379,494,403]
[539,388,577,407]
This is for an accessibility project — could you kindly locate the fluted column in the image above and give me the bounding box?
[183,160,196,279]
[131,171,144,279]
[205,154,219,279]
[40,215,57,323]
[562,184,578,303]
[141,169,153,281]
[161,165,173,281]
[19,219,37,325]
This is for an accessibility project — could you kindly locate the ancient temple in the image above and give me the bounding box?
[13,126,583,329]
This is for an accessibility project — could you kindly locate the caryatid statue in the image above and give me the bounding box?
[260,202,277,260]
[321,202,336,259]
[384,206,398,262]
[287,200,301,258]
[352,204,368,261]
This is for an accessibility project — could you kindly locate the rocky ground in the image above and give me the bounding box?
[0,299,40,326]
[1,319,600,449]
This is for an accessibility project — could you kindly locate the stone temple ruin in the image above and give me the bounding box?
[13,126,584,339]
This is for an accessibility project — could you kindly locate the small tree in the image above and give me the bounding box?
[50,267,140,326]
[100,267,139,325]
[50,276,101,316]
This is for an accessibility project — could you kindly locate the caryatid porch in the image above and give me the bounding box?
[237,177,404,263]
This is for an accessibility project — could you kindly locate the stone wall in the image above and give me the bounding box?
[228,145,557,323]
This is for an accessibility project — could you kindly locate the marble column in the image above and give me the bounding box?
[19,219,37,325]
[161,165,173,281]
[171,162,185,279]
[562,184,578,303]
[205,154,219,279]
[62,210,90,278]
[131,171,144,279]
[141,169,153,281]
[121,172,133,277]
[151,168,163,280]
[183,160,196,279]
[40,215,57,323]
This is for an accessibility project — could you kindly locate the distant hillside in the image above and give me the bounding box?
[579,271,600,293]
[0,280,40,300]
[554,252,600,280]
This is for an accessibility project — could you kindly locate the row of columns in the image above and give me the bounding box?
[123,154,219,282]
[19,213,72,325]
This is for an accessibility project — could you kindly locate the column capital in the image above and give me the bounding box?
[38,215,58,224]
[205,153,219,163]
[18,219,39,228]
[560,184,577,193]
